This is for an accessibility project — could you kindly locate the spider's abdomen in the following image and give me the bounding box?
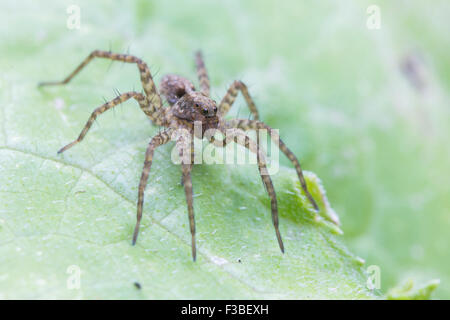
[160,74,195,106]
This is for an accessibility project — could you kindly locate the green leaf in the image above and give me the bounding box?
[0,114,376,299]
[387,279,440,300]
[0,1,380,299]
[2,0,447,300]
[0,114,379,299]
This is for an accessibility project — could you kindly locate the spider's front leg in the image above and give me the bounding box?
[179,137,195,186]
[211,128,284,252]
[133,129,174,245]
[225,119,319,211]
[176,134,197,261]
[39,50,164,125]
[181,163,196,261]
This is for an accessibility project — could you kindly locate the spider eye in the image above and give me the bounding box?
[213,106,218,114]
[201,108,209,115]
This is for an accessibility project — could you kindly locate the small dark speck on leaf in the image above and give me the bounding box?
[134,281,141,290]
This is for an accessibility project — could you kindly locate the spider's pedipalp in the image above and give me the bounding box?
[38,50,164,125]
[57,91,148,154]
[133,128,174,245]
[225,119,319,212]
[195,51,210,97]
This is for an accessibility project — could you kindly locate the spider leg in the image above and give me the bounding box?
[180,137,195,186]
[218,80,263,175]
[195,51,210,96]
[132,129,174,245]
[176,134,197,261]
[38,50,163,124]
[225,119,319,211]
[218,80,260,120]
[212,128,284,253]
[182,163,196,261]
[57,92,148,154]
[58,92,146,153]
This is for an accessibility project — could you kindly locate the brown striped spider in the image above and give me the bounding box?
[39,50,318,261]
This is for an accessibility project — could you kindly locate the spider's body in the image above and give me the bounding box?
[39,50,318,261]
[167,89,220,136]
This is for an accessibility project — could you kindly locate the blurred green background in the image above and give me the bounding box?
[1,0,449,298]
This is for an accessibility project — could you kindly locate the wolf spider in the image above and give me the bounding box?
[39,50,318,261]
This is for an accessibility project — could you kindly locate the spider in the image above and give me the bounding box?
[39,50,318,261]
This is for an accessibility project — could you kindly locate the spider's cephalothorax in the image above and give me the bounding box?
[171,91,219,134]
[160,74,219,137]
[39,50,319,261]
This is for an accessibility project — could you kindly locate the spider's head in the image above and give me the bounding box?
[173,91,219,127]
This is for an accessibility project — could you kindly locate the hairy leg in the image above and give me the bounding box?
[180,136,195,186]
[177,134,197,261]
[225,119,319,211]
[195,51,210,96]
[218,80,260,120]
[210,128,284,253]
[132,129,174,245]
[182,163,196,261]
[38,50,163,124]
[57,92,148,154]
[218,80,262,172]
